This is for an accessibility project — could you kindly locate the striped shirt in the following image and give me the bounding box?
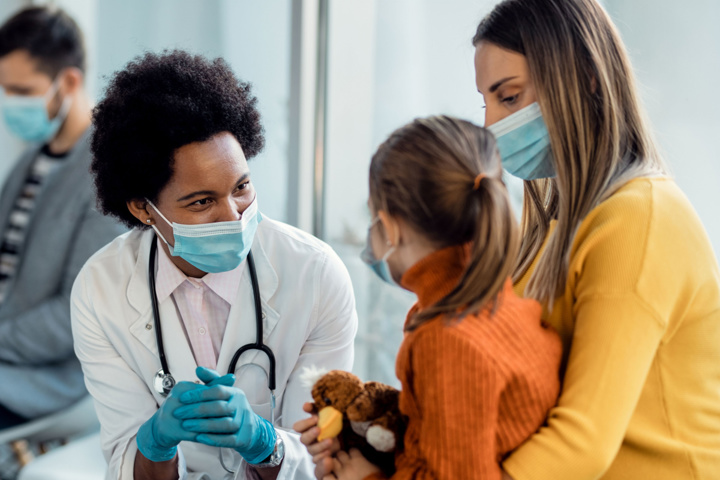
[0,146,67,304]
[154,238,243,369]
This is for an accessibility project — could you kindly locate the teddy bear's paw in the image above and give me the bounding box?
[366,425,395,452]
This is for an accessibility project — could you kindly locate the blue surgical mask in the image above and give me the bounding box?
[147,196,262,273]
[1,79,71,143]
[360,217,398,286]
[487,102,555,180]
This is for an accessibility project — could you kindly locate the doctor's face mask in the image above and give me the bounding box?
[146,196,262,273]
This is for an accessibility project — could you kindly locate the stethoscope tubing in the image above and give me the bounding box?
[148,234,276,394]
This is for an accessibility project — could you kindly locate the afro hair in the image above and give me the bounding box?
[90,49,265,228]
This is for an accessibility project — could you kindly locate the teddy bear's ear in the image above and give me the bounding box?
[299,365,330,389]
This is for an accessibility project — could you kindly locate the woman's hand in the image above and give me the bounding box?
[330,449,381,480]
[293,402,342,479]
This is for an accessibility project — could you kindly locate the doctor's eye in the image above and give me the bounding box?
[190,197,211,206]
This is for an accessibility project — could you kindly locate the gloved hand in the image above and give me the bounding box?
[175,369,277,465]
[136,371,235,462]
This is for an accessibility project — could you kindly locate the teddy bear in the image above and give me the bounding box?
[301,368,406,476]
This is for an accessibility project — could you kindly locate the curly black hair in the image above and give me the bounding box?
[90,49,265,228]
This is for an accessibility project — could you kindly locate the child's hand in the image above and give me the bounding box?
[331,449,382,480]
[293,402,342,479]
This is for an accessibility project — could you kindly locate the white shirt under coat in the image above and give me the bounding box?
[71,218,359,479]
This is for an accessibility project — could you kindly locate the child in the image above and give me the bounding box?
[295,116,561,479]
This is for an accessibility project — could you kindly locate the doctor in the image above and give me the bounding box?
[70,50,358,480]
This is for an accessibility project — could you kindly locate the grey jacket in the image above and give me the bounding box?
[0,129,126,418]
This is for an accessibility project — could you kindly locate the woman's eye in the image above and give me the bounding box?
[501,94,519,105]
[191,198,210,206]
[236,181,250,191]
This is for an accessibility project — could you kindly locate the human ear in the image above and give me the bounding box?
[58,67,83,95]
[127,199,154,226]
[377,210,400,247]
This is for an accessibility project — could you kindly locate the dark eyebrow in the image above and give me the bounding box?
[488,76,519,94]
[176,172,250,202]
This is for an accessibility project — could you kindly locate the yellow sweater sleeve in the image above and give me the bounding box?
[503,179,690,479]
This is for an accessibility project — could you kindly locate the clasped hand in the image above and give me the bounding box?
[137,366,276,465]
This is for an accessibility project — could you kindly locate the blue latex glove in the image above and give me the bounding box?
[136,371,235,462]
[175,369,276,465]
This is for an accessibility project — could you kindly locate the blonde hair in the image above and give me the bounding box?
[369,115,519,331]
[473,0,666,305]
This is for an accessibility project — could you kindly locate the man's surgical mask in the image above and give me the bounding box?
[1,78,72,143]
[147,196,262,274]
[360,217,399,287]
[487,102,555,180]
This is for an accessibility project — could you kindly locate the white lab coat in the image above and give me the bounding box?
[71,218,358,479]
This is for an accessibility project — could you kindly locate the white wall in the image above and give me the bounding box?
[604,0,720,255]
[218,0,292,225]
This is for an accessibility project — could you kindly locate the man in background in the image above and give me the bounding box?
[0,6,125,429]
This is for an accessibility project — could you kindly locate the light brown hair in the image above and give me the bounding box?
[473,0,666,305]
[369,115,519,331]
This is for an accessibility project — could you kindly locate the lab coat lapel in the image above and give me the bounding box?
[216,236,280,375]
[127,231,160,358]
[127,231,197,382]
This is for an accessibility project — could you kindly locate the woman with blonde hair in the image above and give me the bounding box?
[473,0,720,479]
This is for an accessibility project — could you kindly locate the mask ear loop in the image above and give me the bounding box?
[145,199,174,248]
[380,243,396,262]
[43,76,61,102]
[45,71,73,122]
[53,95,72,122]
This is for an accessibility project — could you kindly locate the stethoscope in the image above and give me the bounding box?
[148,235,277,417]
[147,236,278,474]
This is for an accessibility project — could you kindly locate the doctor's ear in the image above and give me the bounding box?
[126,199,154,226]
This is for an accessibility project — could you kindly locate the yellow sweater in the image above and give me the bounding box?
[503,177,720,480]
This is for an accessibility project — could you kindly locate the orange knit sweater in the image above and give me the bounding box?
[366,246,561,480]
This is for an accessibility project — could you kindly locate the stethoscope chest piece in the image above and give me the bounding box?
[154,369,175,397]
